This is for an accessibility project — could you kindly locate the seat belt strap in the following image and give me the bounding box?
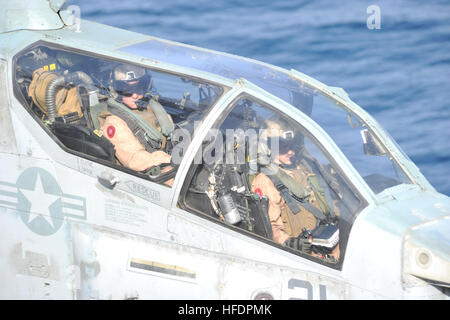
[106,98,162,152]
[268,172,326,221]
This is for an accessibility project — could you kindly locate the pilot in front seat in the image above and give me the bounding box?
[91,64,175,185]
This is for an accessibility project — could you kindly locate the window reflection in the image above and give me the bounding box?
[14,43,225,186]
[181,97,364,266]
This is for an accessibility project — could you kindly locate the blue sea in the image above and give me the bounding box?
[69,0,450,196]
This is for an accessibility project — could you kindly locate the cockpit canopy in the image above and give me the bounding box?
[15,41,413,195]
[122,39,413,194]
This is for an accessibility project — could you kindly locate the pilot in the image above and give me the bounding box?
[251,116,340,261]
[94,63,174,183]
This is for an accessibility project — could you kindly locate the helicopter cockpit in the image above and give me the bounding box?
[14,43,226,185]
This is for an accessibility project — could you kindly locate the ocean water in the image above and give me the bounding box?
[69,0,450,196]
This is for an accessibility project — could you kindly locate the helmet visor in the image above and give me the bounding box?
[114,74,150,97]
[278,138,294,154]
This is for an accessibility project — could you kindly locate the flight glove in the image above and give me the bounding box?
[285,233,312,254]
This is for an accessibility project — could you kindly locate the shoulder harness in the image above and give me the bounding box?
[265,160,336,222]
[106,98,163,152]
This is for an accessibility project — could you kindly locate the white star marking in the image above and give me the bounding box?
[19,172,60,229]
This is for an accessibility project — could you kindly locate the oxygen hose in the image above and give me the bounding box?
[64,71,93,86]
[45,71,93,123]
[45,75,65,123]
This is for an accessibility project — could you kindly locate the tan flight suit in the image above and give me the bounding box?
[253,165,341,260]
[99,114,170,172]
[98,106,172,175]
[251,166,326,245]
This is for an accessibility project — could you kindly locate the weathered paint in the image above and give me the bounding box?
[0,0,64,34]
[0,59,17,154]
[0,0,448,300]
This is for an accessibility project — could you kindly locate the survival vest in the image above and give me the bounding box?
[265,156,338,235]
[92,98,174,153]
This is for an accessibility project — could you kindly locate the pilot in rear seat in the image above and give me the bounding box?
[252,117,341,262]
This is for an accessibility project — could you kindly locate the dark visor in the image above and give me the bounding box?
[114,74,150,96]
[278,138,293,154]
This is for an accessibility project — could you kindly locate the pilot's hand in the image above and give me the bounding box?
[151,150,171,166]
[285,235,312,254]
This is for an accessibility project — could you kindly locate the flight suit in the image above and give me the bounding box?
[251,165,329,245]
[91,99,172,172]
[99,112,171,172]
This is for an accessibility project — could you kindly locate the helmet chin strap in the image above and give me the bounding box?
[134,98,149,111]
[279,160,297,170]
[115,94,148,111]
